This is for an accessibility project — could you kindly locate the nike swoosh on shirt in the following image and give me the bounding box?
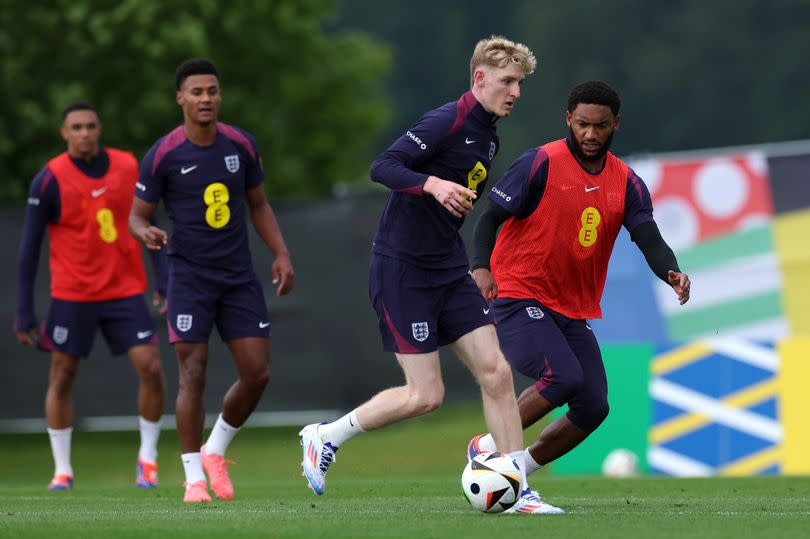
[585,186,600,192]
[137,330,153,339]
[465,138,476,144]
[91,187,107,198]
[483,307,491,315]
[181,165,198,174]
[259,322,270,328]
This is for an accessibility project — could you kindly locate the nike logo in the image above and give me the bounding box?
[483,307,491,315]
[259,322,270,328]
[135,182,146,192]
[180,165,198,174]
[465,138,476,144]
[91,187,107,198]
[585,186,600,192]
[349,416,355,427]
[137,330,153,339]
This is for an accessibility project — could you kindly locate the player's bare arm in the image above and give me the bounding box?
[129,198,168,250]
[423,176,476,218]
[245,185,295,296]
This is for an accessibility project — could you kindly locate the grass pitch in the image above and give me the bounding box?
[1,403,808,538]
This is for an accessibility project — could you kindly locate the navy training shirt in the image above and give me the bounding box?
[137,123,264,272]
[370,91,500,270]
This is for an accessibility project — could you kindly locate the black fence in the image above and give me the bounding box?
[0,193,501,425]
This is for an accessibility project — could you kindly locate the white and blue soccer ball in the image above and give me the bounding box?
[601,448,640,478]
[461,452,521,513]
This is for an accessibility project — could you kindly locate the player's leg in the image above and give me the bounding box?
[299,254,444,494]
[101,294,166,487]
[451,325,522,454]
[300,350,443,494]
[174,341,211,501]
[201,277,271,500]
[219,337,270,428]
[470,300,584,462]
[45,351,80,490]
[166,257,218,502]
[39,299,98,490]
[527,321,607,467]
[129,344,164,487]
[356,351,444,428]
[452,326,564,515]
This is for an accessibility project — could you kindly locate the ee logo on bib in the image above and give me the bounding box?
[204,182,231,229]
[578,206,601,247]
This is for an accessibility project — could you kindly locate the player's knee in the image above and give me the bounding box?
[554,370,585,403]
[178,362,207,392]
[571,399,609,433]
[592,399,610,427]
[409,384,444,416]
[138,358,164,386]
[49,362,78,391]
[248,367,271,390]
[478,357,514,396]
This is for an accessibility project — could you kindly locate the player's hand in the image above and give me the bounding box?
[152,290,168,316]
[471,267,498,302]
[272,252,295,296]
[139,225,168,251]
[14,325,39,346]
[423,176,476,218]
[668,270,690,305]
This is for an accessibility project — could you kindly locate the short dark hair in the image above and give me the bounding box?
[175,58,219,90]
[567,81,621,116]
[62,101,97,121]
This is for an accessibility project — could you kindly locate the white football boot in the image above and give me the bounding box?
[503,488,565,515]
[299,423,337,495]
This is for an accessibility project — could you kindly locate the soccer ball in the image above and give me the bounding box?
[601,448,639,478]
[461,452,521,513]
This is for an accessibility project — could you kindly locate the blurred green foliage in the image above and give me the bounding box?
[0,0,391,201]
[334,0,810,177]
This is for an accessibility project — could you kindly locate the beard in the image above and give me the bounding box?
[567,127,614,164]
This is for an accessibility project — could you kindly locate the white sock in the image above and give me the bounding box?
[523,448,544,476]
[508,450,529,492]
[318,410,365,448]
[138,416,161,463]
[181,452,206,485]
[204,414,240,456]
[48,427,73,477]
[478,433,498,452]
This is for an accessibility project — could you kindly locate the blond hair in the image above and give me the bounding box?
[469,35,537,86]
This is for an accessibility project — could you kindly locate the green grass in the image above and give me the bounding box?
[1,403,809,538]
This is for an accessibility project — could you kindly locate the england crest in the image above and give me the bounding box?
[224,154,240,173]
[526,306,544,319]
[177,314,193,332]
[53,326,69,344]
[411,321,429,342]
[489,141,496,160]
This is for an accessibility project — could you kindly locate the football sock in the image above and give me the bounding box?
[138,416,161,463]
[319,410,365,448]
[205,414,240,456]
[181,452,206,485]
[508,450,529,491]
[478,433,498,452]
[47,426,73,477]
[523,448,544,476]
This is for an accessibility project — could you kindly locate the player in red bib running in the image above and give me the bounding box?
[14,101,167,491]
[467,82,690,510]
